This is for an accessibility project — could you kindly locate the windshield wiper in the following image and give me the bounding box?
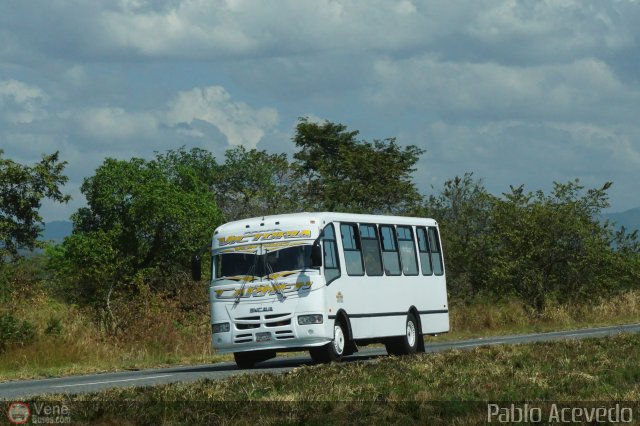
[235,262,256,304]
[265,261,286,300]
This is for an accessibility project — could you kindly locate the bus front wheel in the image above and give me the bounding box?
[385,312,419,356]
[234,352,256,369]
[234,350,275,369]
[310,321,346,363]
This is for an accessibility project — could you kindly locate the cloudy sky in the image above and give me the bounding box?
[1,0,639,221]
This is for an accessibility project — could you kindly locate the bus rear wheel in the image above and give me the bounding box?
[385,312,419,356]
[310,321,346,363]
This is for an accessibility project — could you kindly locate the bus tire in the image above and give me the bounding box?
[234,352,256,369]
[310,321,346,363]
[234,350,275,369]
[385,313,419,356]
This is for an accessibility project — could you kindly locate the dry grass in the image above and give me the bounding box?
[0,288,229,382]
[22,333,640,425]
[2,285,638,382]
[446,289,640,341]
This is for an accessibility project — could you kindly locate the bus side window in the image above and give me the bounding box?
[322,224,341,283]
[416,227,433,276]
[359,224,383,276]
[428,227,444,276]
[379,225,401,276]
[397,226,418,276]
[340,223,364,276]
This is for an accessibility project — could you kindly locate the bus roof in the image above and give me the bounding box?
[214,212,438,236]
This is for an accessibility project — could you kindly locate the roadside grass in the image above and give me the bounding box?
[24,333,640,425]
[444,289,640,341]
[1,289,638,382]
[0,290,230,382]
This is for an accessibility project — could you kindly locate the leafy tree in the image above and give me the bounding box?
[422,173,495,298]
[58,148,223,332]
[153,147,220,193]
[487,180,638,312]
[424,176,640,311]
[0,150,69,260]
[50,228,127,333]
[213,146,298,221]
[71,149,221,271]
[293,118,424,214]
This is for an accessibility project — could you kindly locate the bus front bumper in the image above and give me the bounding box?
[211,316,331,354]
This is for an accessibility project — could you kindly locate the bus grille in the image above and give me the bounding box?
[234,333,253,344]
[265,319,291,327]
[232,312,294,343]
[237,323,260,330]
[275,330,295,340]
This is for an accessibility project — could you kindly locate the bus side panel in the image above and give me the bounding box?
[350,316,406,339]
[327,220,449,340]
[420,313,449,334]
[324,273,448,339]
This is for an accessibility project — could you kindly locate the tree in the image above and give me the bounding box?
[293,118,424,214]
[0,150,69,261]
[58,148,223,332]
[422,173,495,298]
[153,146,220,193]
[0,150,69,308]
[486,180,638,312]
[213,146,298,221]
[424,175,640,311]
[0,150,70,262]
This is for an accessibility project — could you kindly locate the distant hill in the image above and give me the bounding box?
[602,207,640,233]
[41,220,73,243]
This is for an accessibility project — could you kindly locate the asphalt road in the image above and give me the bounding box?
[1,323,639,400]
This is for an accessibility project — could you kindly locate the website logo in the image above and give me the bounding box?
[7,402,30,425]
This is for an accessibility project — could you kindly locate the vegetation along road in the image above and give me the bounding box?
[1,323,638,400]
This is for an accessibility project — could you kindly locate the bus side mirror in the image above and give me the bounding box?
[191,255,202,281]
[311,241,322,268]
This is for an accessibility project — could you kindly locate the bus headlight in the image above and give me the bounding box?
[212,322,230,333]
[297,314,323,325]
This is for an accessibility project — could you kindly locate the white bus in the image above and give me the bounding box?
[196,212,449,368]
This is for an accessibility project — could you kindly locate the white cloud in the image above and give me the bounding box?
[62,65,89,89]
[2,0,640,220]
[0,82,281,221]
[0,79,49,124]
[166,85,278,147]
[395,0,417,16]
[101,3,258,57]
[550,122,640,174]
[409,119,640,209]
[3,1,638,66]
[465,0,637,60]
[72,107,159,143]
[95,0,637,63]
[369,56,640,123]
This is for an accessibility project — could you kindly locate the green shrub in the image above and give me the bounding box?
[45,317,63,336]
[425,176,640,312]
[0,313,36,352]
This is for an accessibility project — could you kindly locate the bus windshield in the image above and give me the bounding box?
[214,244,317,281]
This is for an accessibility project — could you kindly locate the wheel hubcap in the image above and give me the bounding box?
[406,321,416,347]
[333,325,345,355]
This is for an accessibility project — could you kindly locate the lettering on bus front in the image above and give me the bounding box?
[214,281,313,299]
[218,230,312,246]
